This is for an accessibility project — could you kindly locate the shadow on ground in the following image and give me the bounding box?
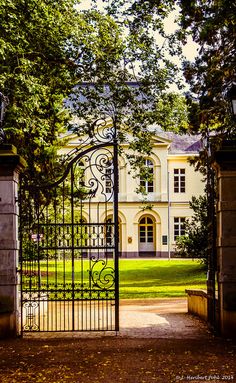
[0,298,236,383]
[119,298,210,339]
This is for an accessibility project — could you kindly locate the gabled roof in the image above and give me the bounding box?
[152,135,172,145]
[150,128,202,154]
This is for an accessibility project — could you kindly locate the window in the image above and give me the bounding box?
[162,235,168,245]
[140,159,154,193]
[174,217,186,241]
[174,169,185,193]
[78,161,85,188]
[105,161,113,194]
[104,217,121,247]
[139,216,154,243]
[105,218,113,246]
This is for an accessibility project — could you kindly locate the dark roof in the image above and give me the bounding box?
[156,130,202,154]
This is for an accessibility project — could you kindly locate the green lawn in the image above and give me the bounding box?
[119,259,207,299]
[36,258,207,299]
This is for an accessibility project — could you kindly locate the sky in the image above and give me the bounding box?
[162,10,199,63]
[76,0,198,93]
[76,0,199,63]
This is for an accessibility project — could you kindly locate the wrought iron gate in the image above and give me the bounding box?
[19,126,119,333]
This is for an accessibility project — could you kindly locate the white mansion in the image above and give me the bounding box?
[60,129,205,258]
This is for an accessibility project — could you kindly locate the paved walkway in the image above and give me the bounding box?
[27,298,211,340]
[119,298,210,339]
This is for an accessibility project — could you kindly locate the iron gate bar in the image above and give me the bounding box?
[113,134,119,332]
[71,165,74,331]
[19,126,119,333]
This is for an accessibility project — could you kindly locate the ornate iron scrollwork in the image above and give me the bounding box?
[19,117,119,333]
[90,258,115,289]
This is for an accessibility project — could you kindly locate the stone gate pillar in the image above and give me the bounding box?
[0,145,26,338]
[214,140,236,337]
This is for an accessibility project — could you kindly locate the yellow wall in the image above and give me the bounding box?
[59,134,205,257]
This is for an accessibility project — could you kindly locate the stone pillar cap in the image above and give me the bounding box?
[214,139,236,170]
[0,144,27,169]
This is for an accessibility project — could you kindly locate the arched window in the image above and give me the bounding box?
[139,216,154,243]
[104,217,121,251]
[105,218,113,246]
[140,159,154,193]
[138,215,156,256]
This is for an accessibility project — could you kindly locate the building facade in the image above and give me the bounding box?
[59,130,205,258]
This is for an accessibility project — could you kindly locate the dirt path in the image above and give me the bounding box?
[0,299,236,383]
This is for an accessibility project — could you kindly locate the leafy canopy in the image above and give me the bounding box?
[0,0,82,181]
[179,0,236,137]
[1,0,189,184]
[71,0,188,175]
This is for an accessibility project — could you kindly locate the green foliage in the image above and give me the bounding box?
[1,0,190,186]
[179,0,236,137]
[175,195,208,265]
[70,2,189,180]
[72,1,188,139]
[0,0,82,182]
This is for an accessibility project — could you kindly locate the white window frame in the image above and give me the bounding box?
[174,168,185,193]
[174,217,186,241]
[140,159,154,193]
